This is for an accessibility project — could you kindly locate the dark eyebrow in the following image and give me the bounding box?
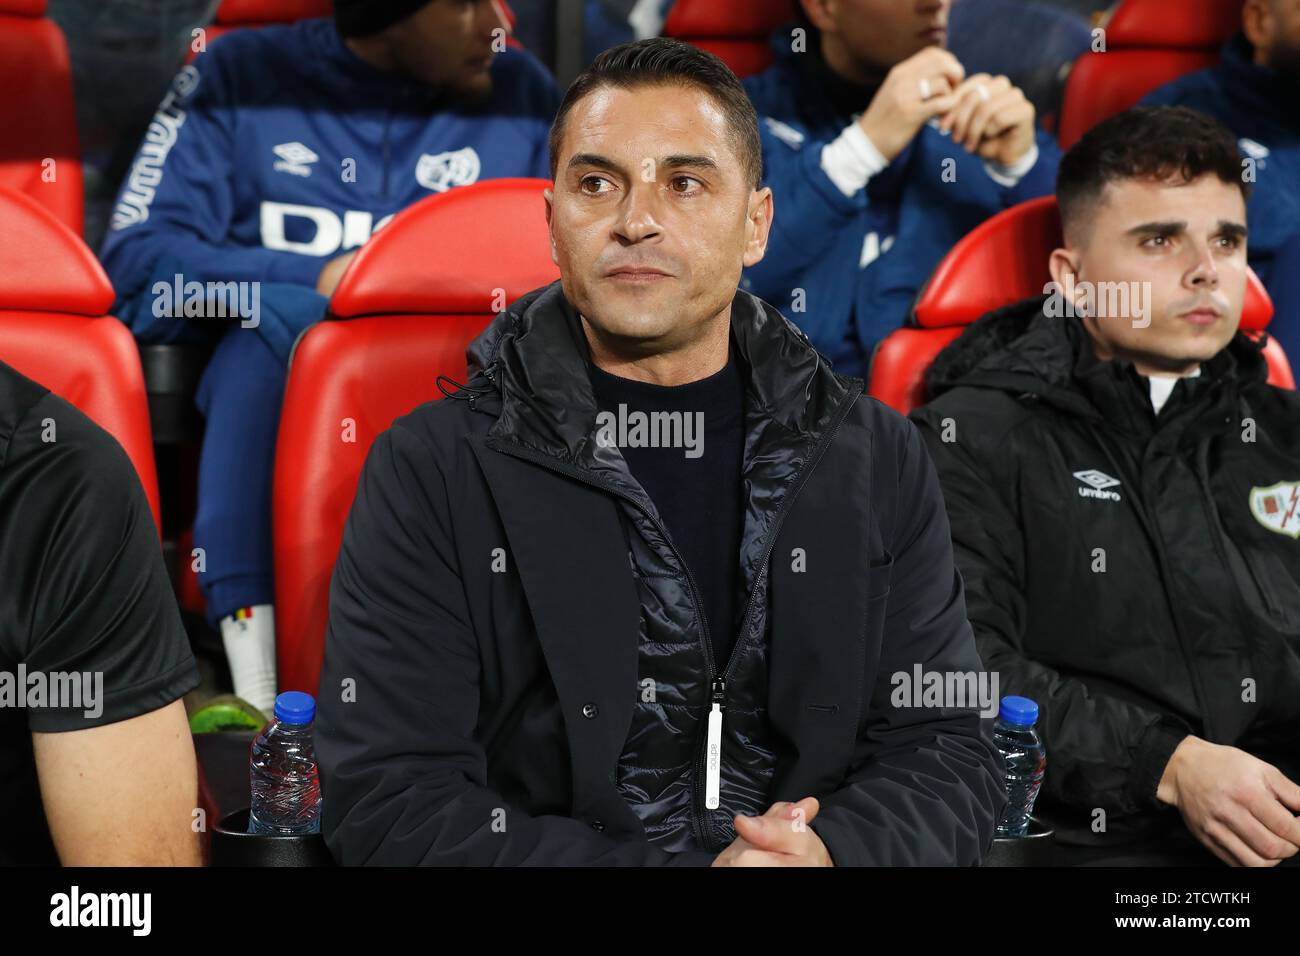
[659,155,721,174]
[564,153,721,177]
[1216,220,1248,240]
[565,153,626,175]
[1125,220,1186,237]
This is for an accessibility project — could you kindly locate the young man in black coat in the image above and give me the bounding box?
[315,38,1005,866]
[914,106,1300,867]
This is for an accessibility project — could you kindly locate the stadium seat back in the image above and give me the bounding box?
[870,196,1293,413]
[1058,0,1245,149]
[199,0,515,50]
[0,187,159,529]
[664,0,795,77]
[1058,49,1219,150]
[867,326,965,416]
[273,178,559,695]
[0,0,83,235]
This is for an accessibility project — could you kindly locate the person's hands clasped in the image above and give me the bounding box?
[937,73,1036,166]
[711,796,834,867]
[857,47,965,163]
[856,49,1037,170]
[1158,735,1300,867]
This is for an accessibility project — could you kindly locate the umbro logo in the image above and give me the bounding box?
[273,142,319,177]
[1074,469,1122,501]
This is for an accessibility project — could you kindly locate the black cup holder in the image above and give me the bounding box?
[210,809,335,867]
[982,815,1056,867]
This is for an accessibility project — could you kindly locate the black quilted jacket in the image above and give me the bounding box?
[316,280,1004,865]
[913,297,1300,847]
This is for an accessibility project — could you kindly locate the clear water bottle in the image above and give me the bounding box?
[993,695,1046,838]
[248,691,323,835]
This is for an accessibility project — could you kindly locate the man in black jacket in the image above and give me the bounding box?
[914,106,1300,866]
[315,38,1005,866]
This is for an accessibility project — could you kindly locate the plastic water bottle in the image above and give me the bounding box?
[248,691,323,835]
[993,695,1046,838]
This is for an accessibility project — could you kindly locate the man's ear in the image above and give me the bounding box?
[1048,245,1083,309]
[800,0,837,34]
[742,186,774,269]
[543,187,558,264]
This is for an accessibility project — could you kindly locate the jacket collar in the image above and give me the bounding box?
[1219,31,1300,131]
[465,280,858,471]
[925,295,1269,435]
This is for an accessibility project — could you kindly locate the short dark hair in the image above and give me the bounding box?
[548,38,764,189]
[1056,105,1251,242]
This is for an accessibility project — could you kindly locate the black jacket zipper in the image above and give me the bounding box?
[487,376,864,853]
[485,439,722,852]
[692,380,863,848]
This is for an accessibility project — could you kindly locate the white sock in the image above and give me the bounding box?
[219,604,277,716]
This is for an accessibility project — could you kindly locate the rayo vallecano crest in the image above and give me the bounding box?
[1249,481,1300,538]
[415,147,482,192]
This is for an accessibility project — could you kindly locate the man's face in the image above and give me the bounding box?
[1246,0,1300,79]
[1052,175,1249,374]
[806,0,951,71]
[386,0,508,98]
[545,84,772,356]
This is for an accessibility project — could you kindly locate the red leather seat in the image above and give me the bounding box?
[0,187,160,531]
[1058,0,1245,149]
[273,177,559,695]
[868,195,1293,415]
[664,0,795,77]
[0,0,83,235]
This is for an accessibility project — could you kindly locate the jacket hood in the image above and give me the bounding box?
[462,280,859,466]
[924,295,1272,422]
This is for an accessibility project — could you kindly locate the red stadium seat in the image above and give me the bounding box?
[664,0,795,77]
[868,195,1293,415]
[201,0,332,48]
[1058,0,1245,149]
[196,0,516,53]
[273,177,559,696]
[0,0,83,235]
[0,187,161,531]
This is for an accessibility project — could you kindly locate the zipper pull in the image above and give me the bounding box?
[705,677,725,810]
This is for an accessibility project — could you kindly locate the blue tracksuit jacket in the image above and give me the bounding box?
[742,39,1060,376]
[100,16,560,353]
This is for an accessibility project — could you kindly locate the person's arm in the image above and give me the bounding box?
[804,418,1006,866]
[34,700,200,866]
[912,410,1190,817]
[742,48,965,306]
[739,113,879,305]
[315,421,715,866]
[15,393,203,866]
[988,130,1059,206]
[98,37,327,304]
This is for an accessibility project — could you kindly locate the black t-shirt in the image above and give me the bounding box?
[588,345,747,669]
[0,360,200,866]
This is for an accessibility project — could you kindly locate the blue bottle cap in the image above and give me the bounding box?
[998,695,1038,726]
[273,691,316,725]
